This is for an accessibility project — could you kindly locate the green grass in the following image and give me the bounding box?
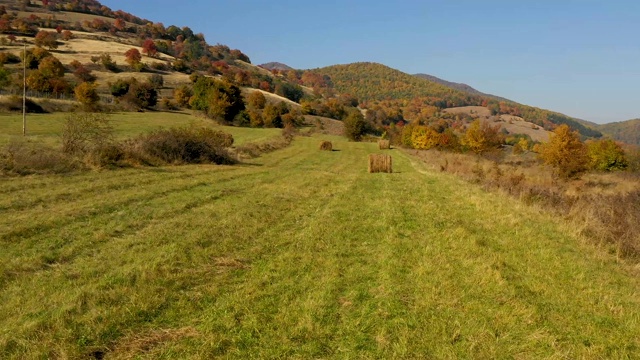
[0,112,283,147]
[1,132,640,359]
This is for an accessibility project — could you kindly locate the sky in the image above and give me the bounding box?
[100,0,640,124]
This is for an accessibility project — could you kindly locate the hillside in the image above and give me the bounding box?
[414,73,507,102]
[598,119,640,146]
[313,62,480,105]
[312,63,602,138]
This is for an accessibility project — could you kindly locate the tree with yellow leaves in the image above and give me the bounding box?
[539,124,588,178]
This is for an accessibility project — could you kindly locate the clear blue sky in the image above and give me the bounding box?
[101,0,640,124]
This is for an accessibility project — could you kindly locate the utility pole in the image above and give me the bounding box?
[23,42,26,136]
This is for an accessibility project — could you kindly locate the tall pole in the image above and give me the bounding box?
[22,42,26,136]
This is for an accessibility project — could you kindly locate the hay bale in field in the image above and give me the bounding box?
[319,141,333,151]
[368,154,392,173]
[378,140,390,150]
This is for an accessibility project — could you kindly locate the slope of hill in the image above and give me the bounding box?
[259,62,294,71]
[598,119,640,145]
[414,73,507,101]
[313,62,480,105]
[313,63,602,138]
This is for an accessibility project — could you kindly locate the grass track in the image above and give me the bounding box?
[1,135,639,358]
[0,112,283,147]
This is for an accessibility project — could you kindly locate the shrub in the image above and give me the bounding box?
[1,140,77,175]
[343,111,367,141]
[587,139,628,172]
[123,127,235,165]
[173,85,193,108]
[148,74,164,89]
[62,113,115,155]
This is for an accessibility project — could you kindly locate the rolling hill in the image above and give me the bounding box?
[414,73,508,102]
[598,118,640,145]
[312,62,602,138]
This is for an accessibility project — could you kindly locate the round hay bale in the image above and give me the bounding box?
[319,141,333,151]
[378,140,390,150]
[368,154,392,173]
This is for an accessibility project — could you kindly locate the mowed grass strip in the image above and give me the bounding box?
[0,112,283,147]
[0,135,639,359]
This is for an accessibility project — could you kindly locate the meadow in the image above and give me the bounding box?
[1,114,640,358]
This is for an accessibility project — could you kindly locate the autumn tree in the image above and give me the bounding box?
[34,30,58,50]
[38,56,65,78]
[587,139,628,172]
[461,120,504,154]
[124,48,142,68]
[538,124,588,179]
[114,18,126,31]
[411,125,440,150]
[189,77,245,123]
[74,82,100,110]
[142,39,157,57]
[173,85,193,108]
[246,91,266,109]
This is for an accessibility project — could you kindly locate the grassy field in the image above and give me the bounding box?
[1,129,640,358]
[0,112,283,147]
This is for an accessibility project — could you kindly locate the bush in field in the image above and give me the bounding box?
[0,140,77,175]
[62,113,115,155]
[539,124,588,179]
[587,139,628,172]
[343,110,367,141]
[190,77,245,123]
[123,127,235,165]
[123,81,157,109]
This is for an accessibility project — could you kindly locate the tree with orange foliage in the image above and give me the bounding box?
[142,39,157,57]
[124,48,142,70]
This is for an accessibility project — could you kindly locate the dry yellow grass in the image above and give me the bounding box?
[368,153,392,173]
[443,106,551,142]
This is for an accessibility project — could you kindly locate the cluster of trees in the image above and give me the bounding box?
[243,91,302,128]
[397,119,504,154]
[174,76,301,128]
[108,77,159,110]
[539,125,627,178]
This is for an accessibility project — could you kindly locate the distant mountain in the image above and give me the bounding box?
[598,119,640,146]
[313,62,476,104]
[413,73,507,101]
[260,62,295,71]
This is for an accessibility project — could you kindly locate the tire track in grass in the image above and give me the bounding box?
[0,166,241,212]
[0,167,268,243]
